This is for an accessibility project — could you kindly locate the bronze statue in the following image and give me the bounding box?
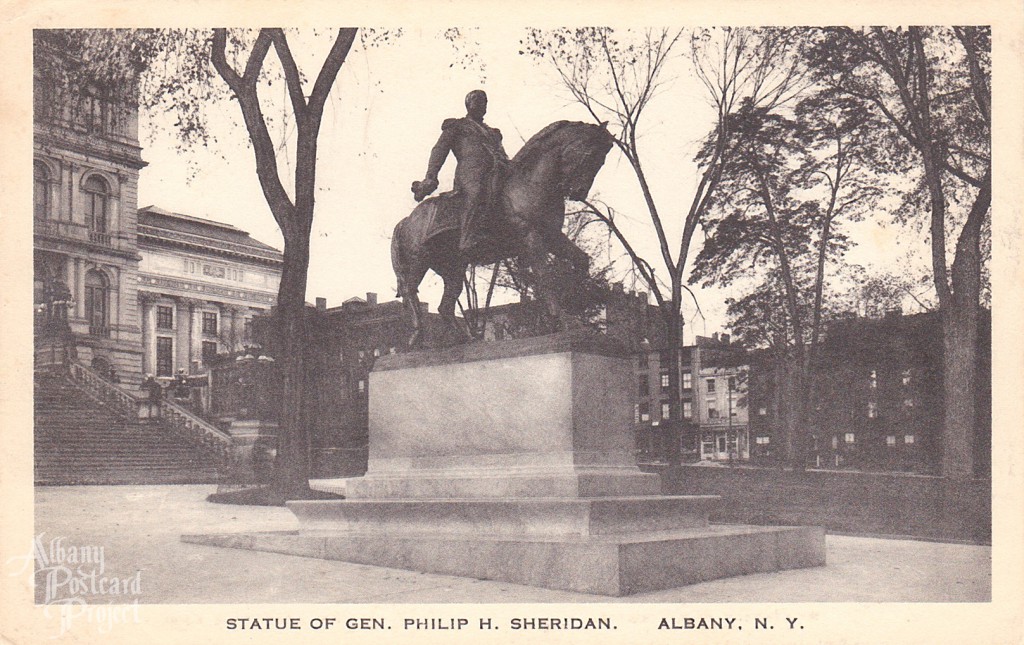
[394,117,613,347]
[411,90,510,256]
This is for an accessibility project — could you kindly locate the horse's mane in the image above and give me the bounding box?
[511,120,587,169]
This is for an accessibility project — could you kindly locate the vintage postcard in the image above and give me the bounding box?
[1,1,1022,643]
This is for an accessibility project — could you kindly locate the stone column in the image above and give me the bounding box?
[74,258,85,318]
[230,307,240,353]
[191,302,206,370]
[140,292,157,376]
[175,297,192,374]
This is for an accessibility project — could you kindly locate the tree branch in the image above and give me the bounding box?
[268,29,307,117]
[308,28,357,114]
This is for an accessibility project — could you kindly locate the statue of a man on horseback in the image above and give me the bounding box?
[394,94,614,348]
[411,90,510,257]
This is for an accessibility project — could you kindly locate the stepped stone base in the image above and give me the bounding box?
[183,522,825,596]
[185,332,825,595]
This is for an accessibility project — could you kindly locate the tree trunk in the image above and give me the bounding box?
[941,171,989,481]
[663,288,684,467]
[270,234,312,500]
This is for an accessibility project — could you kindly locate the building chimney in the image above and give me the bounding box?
[315,297,327,312]
[366,292,377,306]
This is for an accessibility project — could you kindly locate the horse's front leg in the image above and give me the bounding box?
[522,230,576,333]
[544,228,590,273]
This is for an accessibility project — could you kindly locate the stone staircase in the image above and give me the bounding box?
[34,371,221,485]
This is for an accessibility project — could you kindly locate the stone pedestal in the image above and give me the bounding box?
[184,332,824,596]
[348,333,660,499]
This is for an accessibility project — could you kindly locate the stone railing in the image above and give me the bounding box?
[34,219,128,251]
[158,398,233,460]
[68,361,138,417]
[68,361,232,460]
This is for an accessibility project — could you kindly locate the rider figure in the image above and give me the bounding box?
[412,90,510,255]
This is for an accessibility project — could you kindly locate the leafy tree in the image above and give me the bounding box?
[691,85,882,466]
[807,27,991,480]
[521,27,806,463]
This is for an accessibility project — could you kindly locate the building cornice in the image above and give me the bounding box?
[35,127,147,171]
[138,227,283,267]
[137,273,276,307]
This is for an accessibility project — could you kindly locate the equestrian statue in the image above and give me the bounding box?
[393,90,614,347]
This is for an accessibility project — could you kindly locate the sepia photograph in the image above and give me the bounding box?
[2,2,1022,643]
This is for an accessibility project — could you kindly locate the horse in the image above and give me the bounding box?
[390,120,614,348]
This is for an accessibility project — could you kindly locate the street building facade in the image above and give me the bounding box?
[33,53,147,383]
[747,311,991,477]
[136,205,282,379]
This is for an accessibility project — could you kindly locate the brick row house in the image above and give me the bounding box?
[747,311,991,476]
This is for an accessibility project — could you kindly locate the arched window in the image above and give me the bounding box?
[84,175,109,233]
[34,161,50,219]
[84,270,109,336]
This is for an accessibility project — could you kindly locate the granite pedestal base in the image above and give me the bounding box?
[184,332,825,596]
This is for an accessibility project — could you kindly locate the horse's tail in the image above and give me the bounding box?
[391,218,408,298]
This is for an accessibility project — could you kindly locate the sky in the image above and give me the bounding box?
[136,27,916,343]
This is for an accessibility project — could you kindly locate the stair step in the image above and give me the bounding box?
[34,372,224,486]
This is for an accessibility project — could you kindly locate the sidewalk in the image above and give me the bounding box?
[31,485,990,603]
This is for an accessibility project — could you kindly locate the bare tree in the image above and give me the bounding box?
[35,28,395,501]
[521,27,806,463]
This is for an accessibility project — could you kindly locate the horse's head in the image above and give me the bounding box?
[512,121,615,203]
[557,122,614,202]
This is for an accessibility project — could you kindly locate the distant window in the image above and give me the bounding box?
[869,369,877,389]
[868,401,878,418]
[706,378,716,393]
[660,372,670,390]
[358,350,366,361]
[638,376,649,397]
[633,404,640,423]
[373,348,381,357]
[707,401,719,419]
[202,312,218,335]
[831,435,838,449]
[845,432,856,444]
[34,161,50,219]
[904,435,915,445]
[756,436,770,445]
[903,398,914,408]
[902,369,912,386]
[758,406,767,416]
[84,175,109,233]
[389,347,397,355]
[243,319,253,341]
[682,372,692,390]
[661,402,671,420]
[682,401,692,419]
[202,341,218,362]
[357,379,366,394]
[84,270,108,332]
[156,337,173,377]
[886,435,897,447]
[156,305,173,330]
[639,402,650,423]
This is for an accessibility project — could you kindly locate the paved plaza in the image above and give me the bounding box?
[31,485,990,604]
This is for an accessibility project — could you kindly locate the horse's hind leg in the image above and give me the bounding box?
[438,266,473,343]
[401,262,429,348]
